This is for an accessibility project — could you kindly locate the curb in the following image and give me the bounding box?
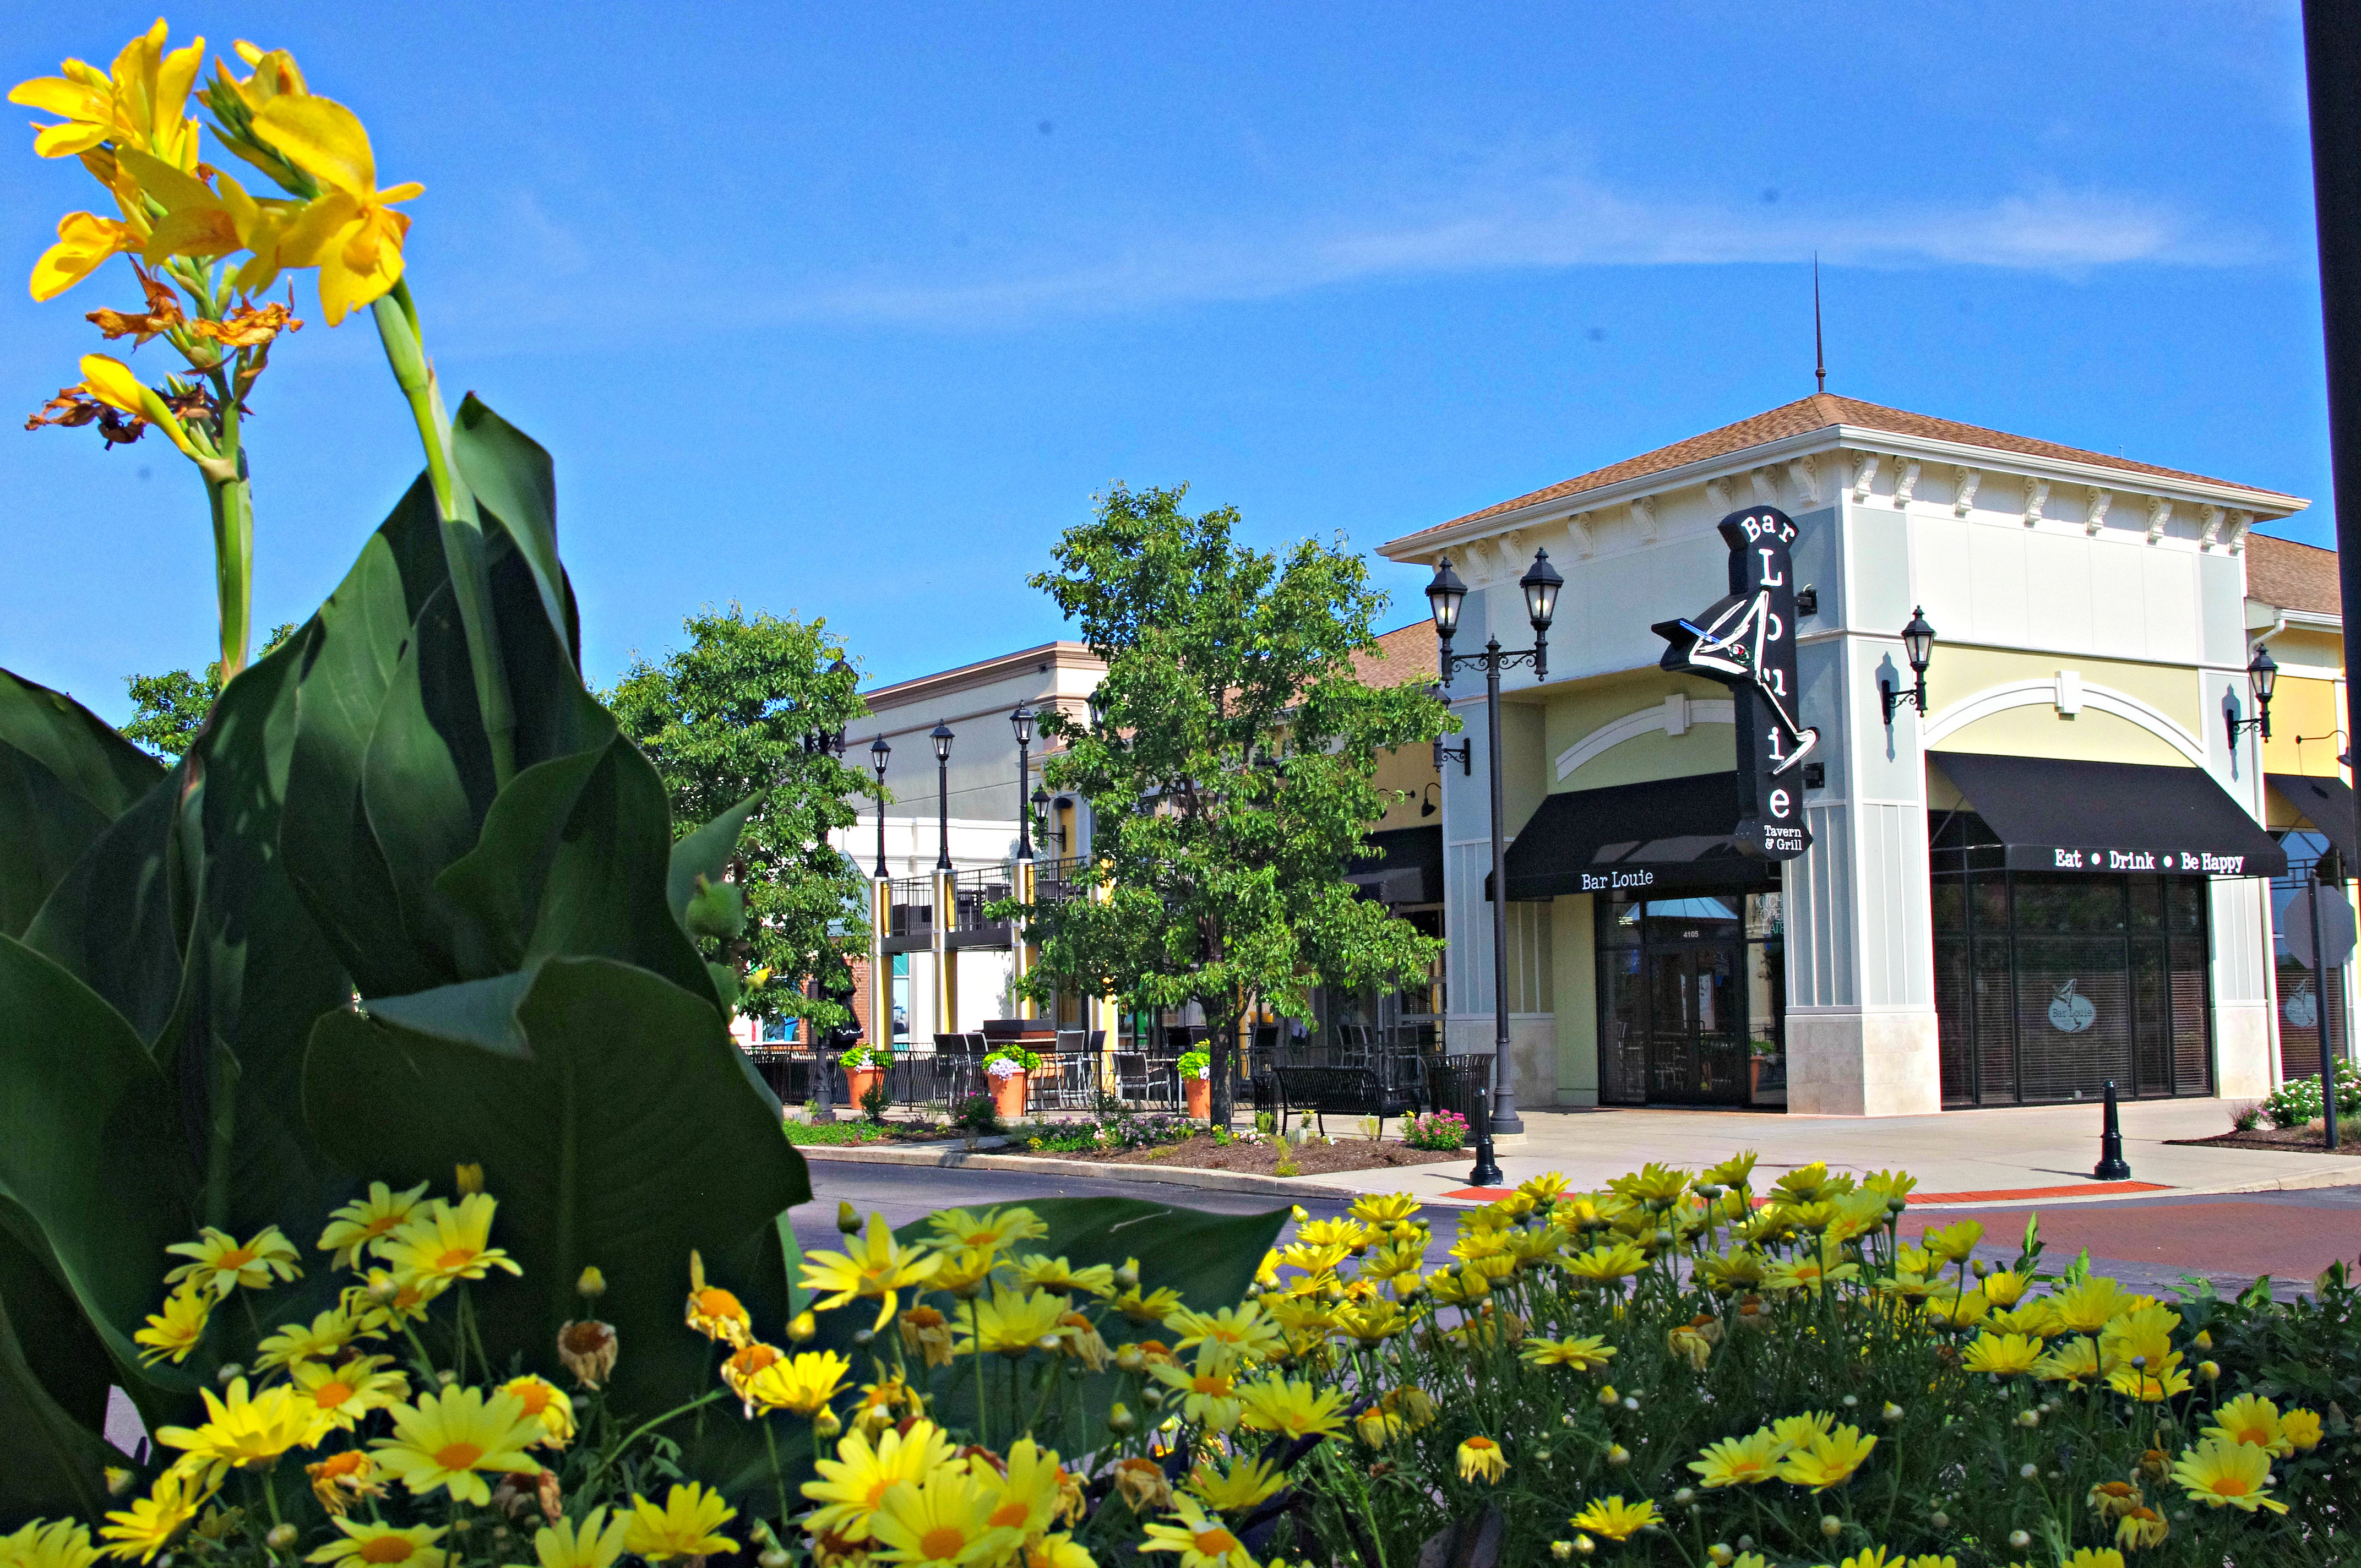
[1900,1164,2361,1210]
[793,1142,1368,1203]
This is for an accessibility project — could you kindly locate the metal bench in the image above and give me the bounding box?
[1269,1065,1421,1138]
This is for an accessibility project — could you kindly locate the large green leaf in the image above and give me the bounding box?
[282,476,452,999]
[0,934,201,1429]
[667,790,763,924]
[302,956,809,1416]
[453,396,575,666]
[20,779,187,1048]
[0,1218,120,1516]
[0,669,166,938]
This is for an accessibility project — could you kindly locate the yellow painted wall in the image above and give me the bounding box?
[2261,625,2344,677]
[1923,646,2202,733]
[2259,671,2349,778]
[1369,741,1441,832]
[1538,669,1738,794]
[1933,705,2190,768]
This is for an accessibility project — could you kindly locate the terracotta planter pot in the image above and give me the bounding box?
[989,1070,1030,1120]
[845,1067,885,1109]
[1183,1076,1212,1120]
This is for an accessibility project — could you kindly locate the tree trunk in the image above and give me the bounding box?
[1207,1002,1244,1129]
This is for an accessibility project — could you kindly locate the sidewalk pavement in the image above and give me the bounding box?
[1357,1097,2359,1208]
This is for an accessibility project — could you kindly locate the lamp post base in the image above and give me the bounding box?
[1489,1086,1524,1136]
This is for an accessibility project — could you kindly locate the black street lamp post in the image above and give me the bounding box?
[2226,644,2279,750]
[1011,704,1037,859]
[932,723,955,872]
[1425,547,1562,1142]
[869,736,891,878]
[1881,607,1938,723]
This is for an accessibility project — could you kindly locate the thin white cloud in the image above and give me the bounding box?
[791,175,2254,328]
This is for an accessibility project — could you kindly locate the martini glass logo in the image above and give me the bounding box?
[2283,979,2318,1030]
[2048,978,2096,1034]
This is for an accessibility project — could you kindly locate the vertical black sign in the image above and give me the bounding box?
[1651,507,1818,861]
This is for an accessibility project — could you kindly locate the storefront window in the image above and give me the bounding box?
[1931,812,2212,1106]
[1596,887,1782,1106]
[2271,831,2349,1083]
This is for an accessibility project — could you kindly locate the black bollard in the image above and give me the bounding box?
[2092,1079,2130,1181]
[812,1046,838,1124]
[1466,1084,1503,1188]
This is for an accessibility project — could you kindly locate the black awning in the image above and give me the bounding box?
[1346,825,1442,905]
[1494,772,1779,901]
[1930,753,2284,878]
[2267,773,2358,868]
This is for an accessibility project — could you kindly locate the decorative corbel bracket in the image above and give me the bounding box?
[1892,458,1921,508]
[1633,494,1658,543]
[2022,477,2049,528]
[2146,497,2173,545]
[2198,506,2224,551]
[1788,455,1822,506]
[1567,512,1595,558]
[1704,476,1731,515]
[1750,466,1779,503]
[2085,488,2112,536]
[2227,510,2253,554]
[1953,467,1981,516]
[1851,451,1880,502]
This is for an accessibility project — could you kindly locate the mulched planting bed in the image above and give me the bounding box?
[2166,1125,2361,1156]
[1015,1132,1461,1177]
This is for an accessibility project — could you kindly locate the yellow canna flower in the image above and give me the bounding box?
[247,96,423,325]
[8,20,205,164]
[133,1286,211,1365]
[27,210,143,302]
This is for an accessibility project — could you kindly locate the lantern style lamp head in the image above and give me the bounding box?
[931,722,955,763]
[1519,548,1563,632]
[2231,643,2280,747]
[1010,702,1035,748]
[1425,557,1467,639]
[1086,687,1110,732]
[870,734,890,773]
[1881,606,1938,725]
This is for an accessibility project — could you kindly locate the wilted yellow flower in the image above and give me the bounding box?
[1456,1436,1509,1484]
[303,1451,381,1517]
[501,1375,576,1448]
[557,1318,618,1387]
[2115,1507,2169,1551]
[1111,1456,1175,1513]
[897,1304,955,1367]
[683,1249,752,1348]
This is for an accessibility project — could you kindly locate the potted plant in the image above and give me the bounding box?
[1177,1047,1213,1119]
[1747,1036,1785,1100]
[983,1044,1042,1119]
[840,1043,892,1114]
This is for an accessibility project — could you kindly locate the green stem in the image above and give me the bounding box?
[970,1299,988,1449]
[579,1388,730,1493]
[764,1420,791,1534]
[369,281,517,792]
[203,466,252,688]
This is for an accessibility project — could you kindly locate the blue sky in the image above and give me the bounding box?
[0,2,2333,723]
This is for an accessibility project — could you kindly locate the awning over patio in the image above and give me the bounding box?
[1930,753,2286,878]
[2267,772,2357,867]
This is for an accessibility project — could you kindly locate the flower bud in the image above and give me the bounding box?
[2019,1463,2037,1479]
[1841,1393,1858,1408]
[1673,1488,1695,1505]
[2009,1532,2031,1550]
[853,1328,875,1347]
[2199,1360,2219,1382]
[1142,1387,1164,1407]
[105,1468,137,1498]
[576,1266,607,1299]
[837,1201,863,1234]
[1929,1512,1949,1529]
[455,1162,485,1195]
[265,1526,297,1551]
[1622,1396,1639,1412]
[1115,1259,1141,1289]
[813,1407,842,1439]
[438,1369,458,1386]
[1881,1402,1904,1422]
[1574,1537,1596,1556]
[760,1552,792,1568]
[1108,1401,1138,1434]
[215,1363,244,1386]
[2017,1409,2039,1428]
[1552,1544,1575,1561]
[1535,1449,1552,1462]
[1736,1538,1754,1552]
[1707,1547,1734,1567]
[1606,1445,1630,1467]
[1596,1384,1619,1407]
[2193,1329,2212,1349]
[1821,1516,1843,1540]
[788,1310,818,1343]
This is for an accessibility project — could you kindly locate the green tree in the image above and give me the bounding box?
[120,623,300,759]
[611,605,874,1032]
[1008,483,1450,1124]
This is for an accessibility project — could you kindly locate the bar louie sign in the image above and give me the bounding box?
[1654,506,1816,862]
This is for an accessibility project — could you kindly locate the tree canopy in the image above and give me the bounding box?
[1010,483,1449,1123]
[121,623,300,759]
[611,606,873,1030]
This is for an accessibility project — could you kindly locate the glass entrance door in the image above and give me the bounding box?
[1644,943,1743,1103]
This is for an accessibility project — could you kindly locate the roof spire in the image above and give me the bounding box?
[1813,254,1826,394]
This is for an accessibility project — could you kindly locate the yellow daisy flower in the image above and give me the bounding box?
[255,1304,379,1372]
[2058,1551,2126,1568]
[1960,1332,2044,1378]
[1568,1496,1661,1542]
[1020,1536,1094,1568]
[369,1385,543,1504]
[302,1519,445,1568]
[1767,1411,1834,1450]
[133,1287,210,1366]
[802,1215,945,1332]
[156,1378,328,1482]
[373,1194,520,1290]
[719,1343,785,1417]
[316,1179,431,1269]
[1350,1191,1423,1226]
[1920,1220,1984,1264]
[1238,1376,1348,1439]
[354,1270,445,1331]
[499,1375,576,1448]
[1990,1301,2058,1338]
[2204,1392,2293,1456]
[291,1355,409,1429]
[2108,1352,2193,1403]
[743,1349,852,1418]
[623,1484,738,1562]
[100,1470,216,1564]
[1775,1424,1878,1491]
[865,1470,1011,1567]
[2115,1507,2169,1551]
[1116,1283,1185,1324]
[522,1506,630,1568]
[1167,1303,1283,1360]
[2034,1337,2109,1385]
[682,1248,753,1348]
[927,1205,1047,1253]
[0,1519,99,1568]
[1139,1499,1254,1568]
[802,1420,960,1542]
[1688,1429,1789,1488]
[1982,1269,2032,1308]
[2169,1436,2288,1514]
[1013,1255,1117,1299]
[1147,1350,1245,1433]
[1185,1453,1286,1513]
[954,1285,1070,1359]
[2050,1277,2136,1335]
[2279,1407,2324,1451]
[1456,1436,1509,1484]
[975,1436,1069,1537]
[162,1225,301,1300]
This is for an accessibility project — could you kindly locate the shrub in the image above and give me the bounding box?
[2260,1059,2360,1127]
[953,1093,1002,1135]
[983,1044,1043,1079]
[1404,1108,1470,1151]
[1176,1047,1212,1080]
[838,1043,893,1071]
[2230,1100,2264,1132]
[857,1082,891,1123]
[1024,1109,1195,1153]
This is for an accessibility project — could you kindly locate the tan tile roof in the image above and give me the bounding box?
[1348,620,1440,691]
[1384,393,2305,553]
[2245,532,2342,618]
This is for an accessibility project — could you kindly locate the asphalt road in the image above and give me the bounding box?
[797,1158,2361,1301]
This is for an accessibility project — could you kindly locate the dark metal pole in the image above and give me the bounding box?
[1016,737,1033,859]
[2093,1079,2130,1181]
[1484,638,1523,1134]
[2313,856,2343,1148]
[937,751,953,871]
[873,766,889,879]
[2303,1,2361,1148]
